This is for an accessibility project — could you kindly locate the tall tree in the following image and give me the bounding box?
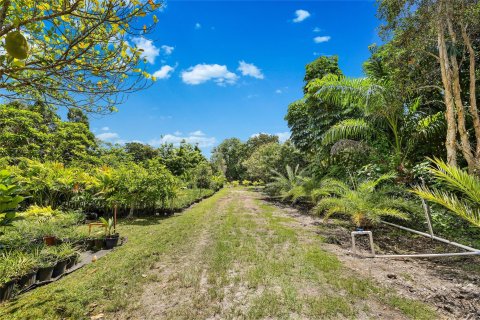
[285,56,355,155]
[245,133,279,155]
[211,138,246,181]
[0,0,161,113]
[124,142,158,163]
[379,0,480,173]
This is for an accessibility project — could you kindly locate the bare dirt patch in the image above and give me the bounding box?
[268,198,480,320]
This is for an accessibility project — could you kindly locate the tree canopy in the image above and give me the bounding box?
[0,0,162,113]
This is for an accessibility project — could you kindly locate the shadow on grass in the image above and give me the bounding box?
[121,215,175,227]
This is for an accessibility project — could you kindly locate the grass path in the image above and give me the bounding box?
[0,188,436,319]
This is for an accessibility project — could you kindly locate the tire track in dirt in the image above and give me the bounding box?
[111,194,235,320]
[111,188,442,320]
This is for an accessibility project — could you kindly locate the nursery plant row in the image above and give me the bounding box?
[0,187,218,303]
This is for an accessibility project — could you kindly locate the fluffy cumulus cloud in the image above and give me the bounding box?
[161,45,174,55]
[314,36,331,43]
[149,131,216,148]
[293,9,310,23]
[101,126,110,131]
[153,65,175,79]
[313,27,321,33]
[275,89,282,94]
[132,37,160,64]
[237,61,264,79]
[96,132,119,140]
[181,64,238,86]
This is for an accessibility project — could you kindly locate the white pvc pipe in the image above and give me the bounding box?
[375,251,480,259]
[381,221,480,253]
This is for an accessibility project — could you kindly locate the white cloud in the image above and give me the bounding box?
[237,61,264,79]
[293,9,311,23]
[313,27,321,33]
[181,64,238,86]
[149,131,216,148]
[314,36,331,43]
[96,132,119,140]
[132,37,160,64]
[189,130,205,136]
[153,65,175,79]
[195,22,201,29]
[276,132,291,143]
[101,126,110,131]
[161,45,174,55]
[275,89,282,94]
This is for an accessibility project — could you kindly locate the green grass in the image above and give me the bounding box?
[0,189,228,320]
[0,187,437,319]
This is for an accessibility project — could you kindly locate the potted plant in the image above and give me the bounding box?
[41,224,57,246]
[0,256,17,302]
[35,248,56,282]
[99,217,119,249]
[93,237,105,251]
[0,268,16,302]
[66,251,80,270]
[12,252,37,289]
[0,251,37,298]
[51,244,76,277]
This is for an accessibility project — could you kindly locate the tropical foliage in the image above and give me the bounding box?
[412,159,480,227]
[314,174,410,227]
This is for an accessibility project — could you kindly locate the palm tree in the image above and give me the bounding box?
[314,173,410,227]
[307,74,444,166]
[412,158,480,227]
[266,165,309,203]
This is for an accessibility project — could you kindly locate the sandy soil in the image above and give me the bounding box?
[276,202,480,320]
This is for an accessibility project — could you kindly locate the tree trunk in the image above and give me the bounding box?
[127,204,135,218]
[444,4,476,173]
[461,26,480,170]
[437,4,457,166]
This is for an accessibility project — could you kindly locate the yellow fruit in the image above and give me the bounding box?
[5,31,29,60]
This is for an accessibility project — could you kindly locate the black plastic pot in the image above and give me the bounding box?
[105,235,119,249]
[86,238,96,250]
[17,271,36,289]
[94,238,105,251]
[52,259,68,278]
[66,255,78,269]
[36,266,54,282]
[0,280,15,302]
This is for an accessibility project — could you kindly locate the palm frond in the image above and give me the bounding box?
[314,197,347,215]
[428,158,480,204]
[413,112,445,140]
[371,207,409,221]
[321,118,374,145]
[317,178,350,196]
[323,206,346,222]
[308,74,387,115]
[358,172,396,193]
[412,186,480,227]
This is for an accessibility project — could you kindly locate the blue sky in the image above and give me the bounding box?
[91,1,381,156]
